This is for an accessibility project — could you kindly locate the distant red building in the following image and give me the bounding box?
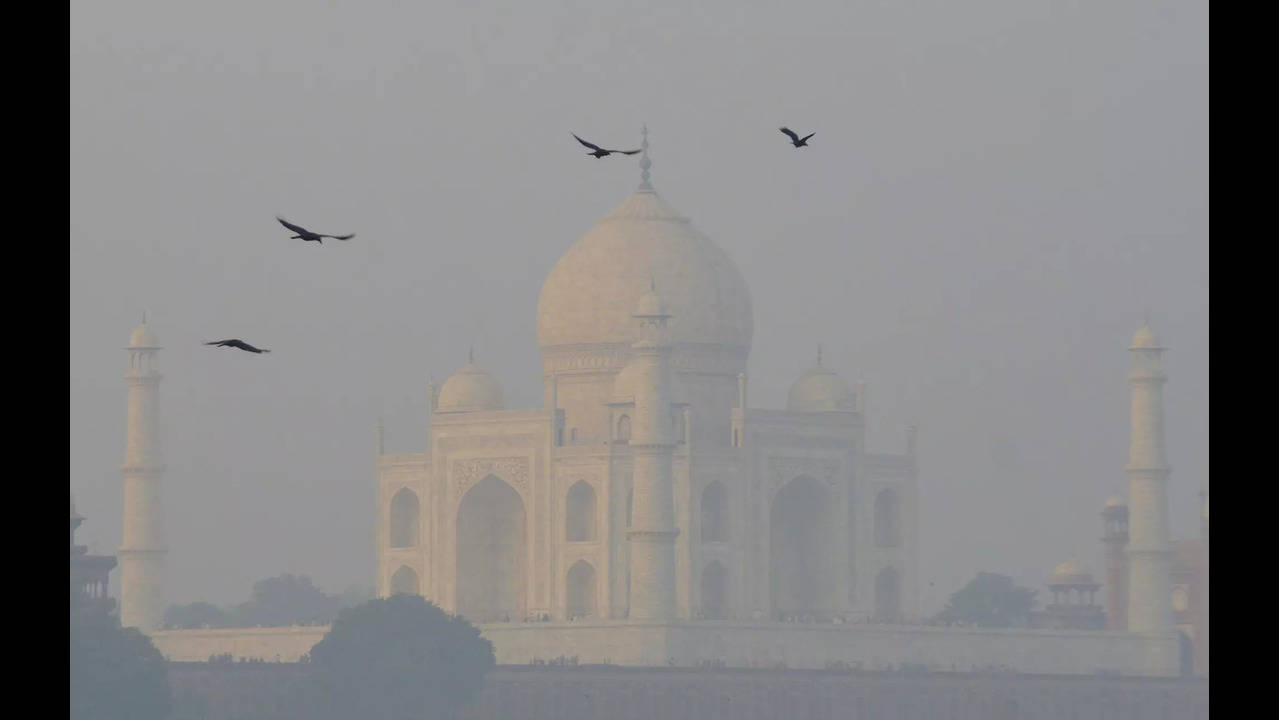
[70,495,117,614]
[1099,492,1208,676]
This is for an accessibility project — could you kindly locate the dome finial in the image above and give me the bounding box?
[638,124,653,191]
[816,343,823,367]
[468,345,474,364]
[650,274,656,292]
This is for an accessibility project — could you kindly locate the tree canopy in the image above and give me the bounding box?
[69,608,172,720]
[307,594,495,720]
[232,573,342,626]
[163,573,348,628]
[163,600,228,629]
[932,571,1038,628]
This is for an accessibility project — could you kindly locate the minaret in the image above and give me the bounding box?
[626,281,679,620]
[1125,322,1172,633]
[119,316,166,631]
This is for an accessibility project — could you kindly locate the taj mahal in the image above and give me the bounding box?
[376,147,917,630]
[126,140,1187,677]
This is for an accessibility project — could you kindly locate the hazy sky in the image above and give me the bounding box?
[70,0,1208,613]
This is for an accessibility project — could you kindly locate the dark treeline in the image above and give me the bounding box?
[163,574,373,629]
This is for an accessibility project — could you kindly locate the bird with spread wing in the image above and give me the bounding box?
[276,216,356,243]
[779,127,815,148]
[204,339,271,354]
[572,133,641,159]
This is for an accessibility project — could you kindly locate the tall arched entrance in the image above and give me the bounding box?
[456,475,526,622]
[770,476,835,619]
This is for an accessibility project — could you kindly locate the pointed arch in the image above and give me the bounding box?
[389,565,419,596]
[770,475,835,618]
[566,560,597,620]
[566,481,597,542]
[456,474,526,622]
[389,487,420,548]
[701,481,729,543]
[616,414,632,443]
[701,561,729,620]
[874,488,901,548]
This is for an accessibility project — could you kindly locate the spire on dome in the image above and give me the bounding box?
[638,124,653,192]
[468,345,474,364]
[816,343,823,368]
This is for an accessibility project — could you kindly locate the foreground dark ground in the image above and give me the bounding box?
[170,662,1208,720]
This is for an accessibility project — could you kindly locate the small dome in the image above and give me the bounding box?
[1130,324,1162,350]
[1051,558,1095,585]
[787,361,855,412]
[129,322,159,348]
[1104,496,1127,509]
[436,360,503,413]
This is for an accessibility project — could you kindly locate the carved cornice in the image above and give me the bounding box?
[627,529,680,540]
[435,434,540,455]
[541,342,747,376]
[865,454,912,478]
[756,433,854,450]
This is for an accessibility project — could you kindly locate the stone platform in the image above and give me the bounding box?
[151,620,1182,678]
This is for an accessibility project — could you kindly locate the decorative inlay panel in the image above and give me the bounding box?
[452,457,529,498]
[766,456,841,498]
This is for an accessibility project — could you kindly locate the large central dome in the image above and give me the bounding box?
[537,187,753,357]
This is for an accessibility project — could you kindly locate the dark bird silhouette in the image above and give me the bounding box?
[572,133,641,159]
[276,216,355,243]
[204,339,271,354]
[779,127,815,148]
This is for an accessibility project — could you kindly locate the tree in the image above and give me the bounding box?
[69,608,172,720]
[308,595,495,720]
[230,574,341,627]
[933,572,1037,628]
[163,601,228,629]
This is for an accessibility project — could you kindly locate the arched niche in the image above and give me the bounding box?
[874,488,901,548]
[566,481,597,542]
[874,566,900,622]
[701,561,729,620]
[566,560,597,620]
[389,487,420,548]
[389,565,419,596]
[701,481,729,543]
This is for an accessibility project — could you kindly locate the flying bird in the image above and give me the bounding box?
[779,127,815,148]
[572,133,641,159]
[204,339,271,354]
[276,216,356,243]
